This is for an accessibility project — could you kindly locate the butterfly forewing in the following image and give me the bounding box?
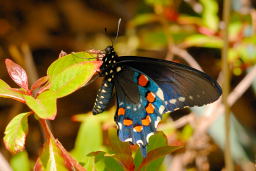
[116,56,222,113]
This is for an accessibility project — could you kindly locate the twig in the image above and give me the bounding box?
[221,0,233,169]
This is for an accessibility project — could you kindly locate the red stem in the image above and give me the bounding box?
[39,119,54,140]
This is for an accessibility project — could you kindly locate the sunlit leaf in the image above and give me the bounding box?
[200,0,219,31]
[47,53,101,98]
[24,90,57,120]
[34,138,85,171]
[145,0,171,6]
[183,34,223,48]
[4,112,31,153]
[129,14,159,27]
[71,115,104,165]
[5,59,29,91]
[88,151,124,171]
[10,151,31,171]
[47,52,99,78]
[0,79,25,102]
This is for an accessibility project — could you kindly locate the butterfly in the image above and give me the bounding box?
[92,46,222,157]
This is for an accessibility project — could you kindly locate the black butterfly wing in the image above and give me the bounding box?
[114,67,165,157]
[116,56,222,113]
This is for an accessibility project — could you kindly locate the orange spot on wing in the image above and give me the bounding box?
[134,125,143,132]
[123,119,133,126]
[146,103,154,114]
[118,108,125,116]
[138,74,148,87]
[142,115,151,126]
[146,92,155,102]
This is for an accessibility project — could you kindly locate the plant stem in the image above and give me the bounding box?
[39,119,54,140]
[221,0,234,170]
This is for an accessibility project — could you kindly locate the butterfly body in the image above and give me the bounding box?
[92,46,222,157]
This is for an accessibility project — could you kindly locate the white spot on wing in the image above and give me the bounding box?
[104,83,108,87]
[118,122,122,129]
[102,89,106,93]
[146,132,154,142]
[108,78,112,82]
[136,140,143,146]
[169,99,177,104]
[119,102,124,106]
[110,70,113,73]
[189,96,193,100]
[154,116,161,128]
[159,105,165,114]
[178,97,185,102]
[125,138,132,142]
[127,106,131,109]
[116,67,121,72]
[156,88,164,100]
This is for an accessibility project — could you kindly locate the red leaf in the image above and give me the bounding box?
[5,59,29,91]
[113,154,135,171]
[31,76,48,91]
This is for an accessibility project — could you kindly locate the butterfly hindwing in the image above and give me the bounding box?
[114,67,165,156]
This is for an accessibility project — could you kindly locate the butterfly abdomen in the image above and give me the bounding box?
[92,79,114,114]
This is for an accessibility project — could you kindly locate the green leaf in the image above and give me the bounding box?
[24,90,57,120]
[71,115,104,164]
[47,52,98,77]
[129,14,159,27]
[200,0,219,31]
[4,112,30,153]
[0,79,25,102]
[34,138,85,171]
[183,34,223,48]
[10,151,31,171]
[134,132,168,171]
[145,0,170,6]
[137,146,181,171]
[88,151,124,171]
[48,54,101,98]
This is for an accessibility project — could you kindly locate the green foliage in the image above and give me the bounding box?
[10,152,31,171]
[47,52,102,98]
[24,90,57,120]
[4,112,30,153]
[0,79,25,102]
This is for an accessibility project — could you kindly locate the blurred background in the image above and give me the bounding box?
[0,0,255,170]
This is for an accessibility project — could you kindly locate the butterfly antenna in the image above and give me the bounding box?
[114,18,122,45]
